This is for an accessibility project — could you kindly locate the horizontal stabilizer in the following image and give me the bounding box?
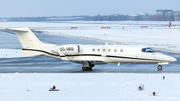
[10,28,30,32]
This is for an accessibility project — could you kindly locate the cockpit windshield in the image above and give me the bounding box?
[142,48,156,53]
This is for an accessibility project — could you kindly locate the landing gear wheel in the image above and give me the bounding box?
[82,67,88,71]
[82,63,95,71]
[157,65,162,70]
[88,64,94,71]
[88,67,92,71]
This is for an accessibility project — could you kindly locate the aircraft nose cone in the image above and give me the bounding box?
[170,57,177,62]
[156,53,177,62]
[166,56,177,62]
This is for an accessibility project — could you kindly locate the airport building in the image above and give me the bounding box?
[156,9,173,15]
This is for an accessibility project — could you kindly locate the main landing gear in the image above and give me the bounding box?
[82,62,95,71]
[157,65,162,70]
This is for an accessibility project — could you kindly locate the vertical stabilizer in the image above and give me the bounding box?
[10,28,44,48]
[10,28,55,56]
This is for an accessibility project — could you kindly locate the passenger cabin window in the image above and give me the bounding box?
[97,49,100,52]
[114,49,117,52]
[103,49,106,52]
[120,49,123,52]
[142,48,155,53]
[77,45,80,53]
[92,49,95,52]
[108,49,111,52]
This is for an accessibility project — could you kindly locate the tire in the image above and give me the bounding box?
[88,67,92,71]
[157,65,162,70]
[82,67,88,71]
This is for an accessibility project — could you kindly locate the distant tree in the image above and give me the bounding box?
[135,16,143,21]
[165,15,174,21]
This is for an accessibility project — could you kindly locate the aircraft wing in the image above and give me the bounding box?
[69,60,105,64]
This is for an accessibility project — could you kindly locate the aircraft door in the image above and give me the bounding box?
[77,45,80,53]
[153,53,156,60]
[101,47,107,57]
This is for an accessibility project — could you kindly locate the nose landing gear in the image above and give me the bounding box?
[82,67,88,71]
[157,65,162,70]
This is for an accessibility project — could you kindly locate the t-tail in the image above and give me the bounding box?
[10,28,55,56]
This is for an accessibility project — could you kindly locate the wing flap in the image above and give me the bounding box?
[57,50,69,61]
[69,60,104,64]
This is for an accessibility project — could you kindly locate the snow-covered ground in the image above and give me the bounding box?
[0,73,180,101]
[0,49,22,59]
[0,22,180,100]
[39,21,180,53]
[44,28,180,53]
[0,21,180,53]
[0,21,180,58]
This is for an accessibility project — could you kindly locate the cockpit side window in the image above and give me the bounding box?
[142,48,155,53]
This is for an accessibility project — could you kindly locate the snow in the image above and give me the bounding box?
[1,21,180,54]
[1,21,180,58]
[0,21,180,100]
[41,25,180,53]
[0,49,23,59]
[0,73,180,101]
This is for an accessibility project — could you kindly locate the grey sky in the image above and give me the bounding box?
[0,0,180,17]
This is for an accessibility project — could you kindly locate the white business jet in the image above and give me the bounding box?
[10,28,177,71]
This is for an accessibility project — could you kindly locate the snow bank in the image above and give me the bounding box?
[1,21,180,53]
[0,73,180,101]
[39,21,180,53]
[0,49,23,59]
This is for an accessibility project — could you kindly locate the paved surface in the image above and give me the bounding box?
[0,31,179,73]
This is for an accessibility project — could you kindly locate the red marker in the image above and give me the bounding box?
[169,22,171,27]
[53,85,56,89]
[71,27,78,29]
[101,27,110,29]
